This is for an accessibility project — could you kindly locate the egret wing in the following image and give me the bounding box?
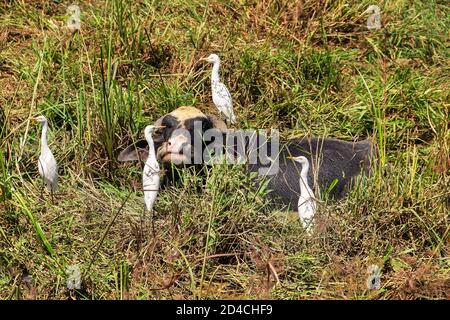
[212,82,233,110]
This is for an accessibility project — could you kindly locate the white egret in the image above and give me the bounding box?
[143,125,160,213]
[364,5,381,30]
[288,156,316,231]
[201,54,236,125]
[34,116,58,203]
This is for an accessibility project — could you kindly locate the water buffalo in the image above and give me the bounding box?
[118,106,376,207]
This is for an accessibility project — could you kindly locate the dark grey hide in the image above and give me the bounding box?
[246,136,376,206]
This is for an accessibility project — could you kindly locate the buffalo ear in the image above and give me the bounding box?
[356,138,378,159]
[206,113,227,131]
[118,139,149,162]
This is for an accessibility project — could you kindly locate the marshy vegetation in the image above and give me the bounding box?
[0,0,448,299]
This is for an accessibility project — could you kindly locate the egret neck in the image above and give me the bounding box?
[299,160,313,197]
[211,60,220,84]
[146,133,157,163]
[40,120,49,154]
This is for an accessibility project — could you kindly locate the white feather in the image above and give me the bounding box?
[205,54,236,124]
[36,116,58,193]
[38,151,58,193]
[212,81,235,123]
[293,156,316,231]
[143,126,160,212]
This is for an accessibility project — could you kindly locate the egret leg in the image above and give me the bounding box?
[51,190,54,204]
[150,209,155,238]
[40,176,45,202]
[142,205,155,239]
[137,206,144,249]
[141,204,145,222]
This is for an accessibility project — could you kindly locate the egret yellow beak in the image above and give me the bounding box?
[287,155,303,161]
[33,116,47,123]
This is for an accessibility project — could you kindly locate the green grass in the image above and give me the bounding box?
[0,0,448,299]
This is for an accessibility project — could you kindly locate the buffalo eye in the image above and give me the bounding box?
[202,119,212,131]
